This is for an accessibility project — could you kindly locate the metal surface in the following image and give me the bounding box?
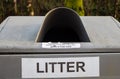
[0,53,120,79]
[0,16,120,79]
[0,16,120,52]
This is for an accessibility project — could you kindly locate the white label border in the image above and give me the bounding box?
[22,57,100,78]
[42,42,81,49]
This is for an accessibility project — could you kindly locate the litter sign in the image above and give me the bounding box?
[22,57,100,78]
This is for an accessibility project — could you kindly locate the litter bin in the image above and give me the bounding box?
[0,7,120,79]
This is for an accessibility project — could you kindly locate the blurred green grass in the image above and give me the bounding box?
[0,0,120,23]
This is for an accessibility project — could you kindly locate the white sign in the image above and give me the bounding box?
[22,57,99,78]
[42,42,81,49]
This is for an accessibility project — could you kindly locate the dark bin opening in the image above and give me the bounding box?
[36,7,90,42]
[43,27,80,42]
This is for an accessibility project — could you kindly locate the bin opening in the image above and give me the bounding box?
[43,27,80,42]
[36,7,90,42]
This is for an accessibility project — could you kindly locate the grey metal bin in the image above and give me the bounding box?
[0,8,120,79]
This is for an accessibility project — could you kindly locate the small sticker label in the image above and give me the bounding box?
[22,57,99,78]
[42,42,81,49]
